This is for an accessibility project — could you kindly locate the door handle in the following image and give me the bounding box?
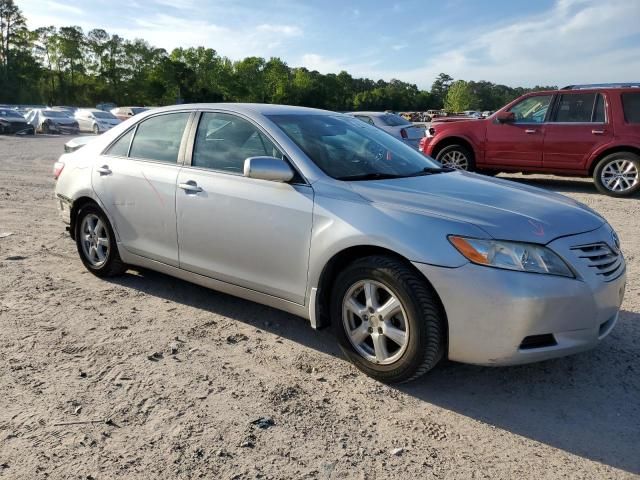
[591,129,605,135]
[178,181,203,193]
[525,129,537,134]
[96,165,112,175]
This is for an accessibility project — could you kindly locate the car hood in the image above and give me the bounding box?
[2,117,28,124]
[348,172,604,244]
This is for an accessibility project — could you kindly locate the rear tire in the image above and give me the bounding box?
[436,144,475,171]
[593,152,640,197]
[330,255,445,384]
[75,204,127,277]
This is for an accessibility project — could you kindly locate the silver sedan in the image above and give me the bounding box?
[53,104,626,383]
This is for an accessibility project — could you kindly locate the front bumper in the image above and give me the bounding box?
[413,226,626,366]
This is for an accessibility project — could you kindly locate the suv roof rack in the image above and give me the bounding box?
[562,83,640,90]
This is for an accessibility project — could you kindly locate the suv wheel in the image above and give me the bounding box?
[331,255,445,384]
[75,204,126,277]
[593,152,640,197]
[436,144,475,171]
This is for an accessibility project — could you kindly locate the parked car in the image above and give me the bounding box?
[96,102,117,112]
[420,83,640,196]
[462,110,482,118]
[0,107,35,134]
[53,106,78,114]
[348,111,425,148]
[25,108,79,134]
[53,104,626,383]
[111,106,150,121]
[75,109,121,134]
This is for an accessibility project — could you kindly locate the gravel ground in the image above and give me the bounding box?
[0,135,638,480]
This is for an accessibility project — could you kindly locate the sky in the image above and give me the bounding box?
[17,0,640,89]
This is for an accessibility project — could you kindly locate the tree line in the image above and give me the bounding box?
[0,0,555,111]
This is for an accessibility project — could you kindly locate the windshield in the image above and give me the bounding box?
[268,114,442,180]
[379,113,411,127]
[0,109,23,118]
[43,110,71,118]
[93,111,117,119]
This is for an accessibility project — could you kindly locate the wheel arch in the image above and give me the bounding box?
[69,196,102,241]
[588,145,640,175]
[312,245,448,346]
[431,135,477,163]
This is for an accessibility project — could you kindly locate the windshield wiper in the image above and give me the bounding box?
[407,166,455,177]
[336,172,406,181]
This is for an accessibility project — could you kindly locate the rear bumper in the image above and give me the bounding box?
[56,194,72,225]
[412,227,626,365]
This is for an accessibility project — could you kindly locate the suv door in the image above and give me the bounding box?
[484,94,553,168]
[92,111,192,266]
[175,111,313,304]
[543,92,612,171]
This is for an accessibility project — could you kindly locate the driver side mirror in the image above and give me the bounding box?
[496,111,515,123]
[243,156,294,183]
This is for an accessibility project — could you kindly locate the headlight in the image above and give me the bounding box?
[448,236,574,278]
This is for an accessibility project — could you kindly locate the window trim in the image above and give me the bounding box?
[548,92,608,124]
[183,109,309,185]
[101,110,196,165]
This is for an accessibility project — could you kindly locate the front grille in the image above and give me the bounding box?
[570,242,623,281]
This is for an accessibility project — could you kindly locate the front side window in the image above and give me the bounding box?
[192,112,282,173]
[622,92,640,123]
[508,95,553,124]
[552,93,603,123]
[268,114,441,180]
[128,113,190,163]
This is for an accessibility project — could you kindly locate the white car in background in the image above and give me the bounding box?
[24,108,79,134]
[75,109,121,134]
[348,112,425,149]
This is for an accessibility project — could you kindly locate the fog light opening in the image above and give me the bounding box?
[519,334,557,350]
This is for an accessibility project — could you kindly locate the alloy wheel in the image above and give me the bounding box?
[80,213,110,267]
[600,159,639,193]
[439,150,469,170]
[341,279,409,365]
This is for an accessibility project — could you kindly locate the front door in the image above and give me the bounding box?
[91,112,191,266]
[176,111,313,304]
[484,94,554,168]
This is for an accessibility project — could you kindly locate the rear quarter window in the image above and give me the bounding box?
[621,93,640,123]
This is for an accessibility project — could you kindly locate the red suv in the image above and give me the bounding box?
[419,84,640,196]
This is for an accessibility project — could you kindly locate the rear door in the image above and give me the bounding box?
[92,111,192,266]
[175,111,313,304]
[543,92,613,171]
[484,94,553,168]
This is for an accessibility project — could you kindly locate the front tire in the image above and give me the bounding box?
[593,152,640,197]
[331,255,445,384]
[75,204,126,277]
[93,124,100,135]
[435,144,475,171]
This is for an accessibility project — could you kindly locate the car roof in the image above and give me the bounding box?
[347,111,393,117]
[149,103,335,117]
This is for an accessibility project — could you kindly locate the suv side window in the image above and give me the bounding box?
[508,95,552,124]
[621,92,640,123]
[552,93,604,123]
[192,112,282,174]
[128,113,190,163]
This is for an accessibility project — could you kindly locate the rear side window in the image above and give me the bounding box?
[355,115,374,125]
[621,93,640,123]
[552,93,604,122]
[192,112,282,174]
[105,129,134,157]
[129,113,190,163]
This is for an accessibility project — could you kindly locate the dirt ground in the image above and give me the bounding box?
[0,134,638,480]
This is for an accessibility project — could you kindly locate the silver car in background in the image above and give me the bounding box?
[53,104,626,383]
[348,111,425,149]
[75,108,121,134]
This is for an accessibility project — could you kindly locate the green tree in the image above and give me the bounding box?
[430,73,453,108]
[444,80,477,112]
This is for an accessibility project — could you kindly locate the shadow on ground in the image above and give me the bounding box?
[110,267,640,474]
